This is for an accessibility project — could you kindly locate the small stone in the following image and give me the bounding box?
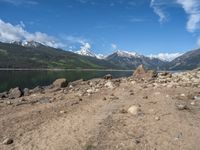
[87,89,94,94]
[6,101,12,105]
[128,105,141,115]
[2,138,13,145]
[130,92,134,95]
[120,108,127,114]
[155,116,160,121]
[180,93,185,97]
[103,97,107,101]
[143,96,148,99]
[134,139,141,144]
[191,101,196,106]
[59,110,66,114]
[176,104,187,110]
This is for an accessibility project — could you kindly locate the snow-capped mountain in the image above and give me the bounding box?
[75,49,96,57]
[22,41,42,47]
[115,50,141,58]
[75,42,96,57]
[148,53,183,62]
[75,43,106,59]
[106,50,167,70]
[11,40,42,48]
[95,54,106,59]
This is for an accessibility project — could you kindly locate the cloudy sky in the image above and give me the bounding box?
[0,0,200,60]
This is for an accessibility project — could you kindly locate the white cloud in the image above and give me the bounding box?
[0,19,63,48]
[149,52,183,61]
[0,0,38,5]
[111,43,117,50]
[150,0,167,23]
[80,42,91,51]
[176,0,200,32]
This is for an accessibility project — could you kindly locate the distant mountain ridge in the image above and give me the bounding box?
[0,41,119,69]
[167,48,200,70]
[0,41,199,70]
[106,50,167,70]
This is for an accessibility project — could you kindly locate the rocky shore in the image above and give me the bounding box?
[0,65,200,150]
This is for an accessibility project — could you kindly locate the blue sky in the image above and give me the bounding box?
[0,0,200,58]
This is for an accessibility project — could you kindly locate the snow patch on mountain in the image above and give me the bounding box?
[115,50,141,58]
[148,53,183,61]
[95,54,106,59]
[11,40,42,48]
[75,42,96,57]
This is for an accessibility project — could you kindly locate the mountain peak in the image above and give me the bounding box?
[115,50,140,58]
[22,41,42,48]
[75,43,96,57]
[11,40,42,48]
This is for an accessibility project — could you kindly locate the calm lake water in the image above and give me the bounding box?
[0,70,132,92]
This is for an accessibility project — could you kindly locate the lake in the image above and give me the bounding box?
[0,70,133,92]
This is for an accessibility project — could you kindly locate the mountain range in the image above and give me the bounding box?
[0,41,199,70]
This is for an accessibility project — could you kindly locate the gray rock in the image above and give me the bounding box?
[104,74,113,80]
[23,88,30,96]
[105,81,114,89]
[176,103,188,110]
[194,96,200,101]
[53,78,68,88]
[0,92,8,99]
[8,87,22,99]
[30,86,44,94]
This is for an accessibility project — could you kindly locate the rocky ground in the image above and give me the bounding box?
[0,66,200,150]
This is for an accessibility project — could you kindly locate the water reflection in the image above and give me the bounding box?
[0,70,132,92]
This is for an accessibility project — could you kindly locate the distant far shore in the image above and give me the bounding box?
[0,68,133,71]
[0,68,187,72]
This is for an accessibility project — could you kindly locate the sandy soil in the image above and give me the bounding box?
[0,73,200,150]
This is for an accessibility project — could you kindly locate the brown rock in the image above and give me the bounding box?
[53,78,68,88]
[133,65,157,80]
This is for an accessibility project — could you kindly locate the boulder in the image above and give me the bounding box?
[53,78,68,88]
[8,87,22,99]
[23,88,30,96]
[105,81,114,89]
[30,86,44,94]
[133,65,157,80]
[0,92,8,99]
[104,74,113,80]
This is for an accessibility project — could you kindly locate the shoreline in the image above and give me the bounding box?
[0,68,188,72]
[0,68,134,71]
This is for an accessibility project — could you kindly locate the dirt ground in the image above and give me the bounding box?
[0,75,200,150]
